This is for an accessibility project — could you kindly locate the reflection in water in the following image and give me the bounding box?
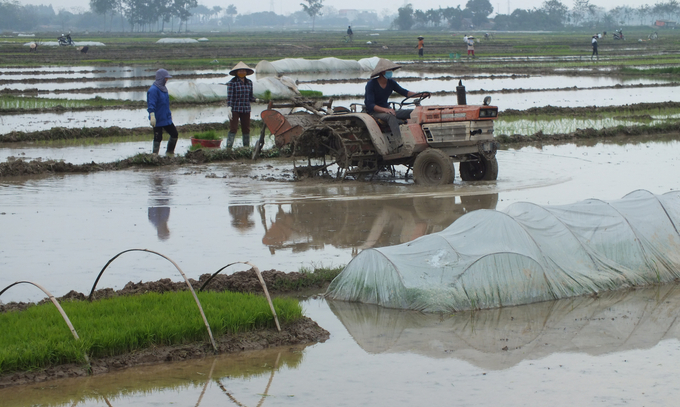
[147,173,175,241]
[0,348,304,407]
[329,283,680,370]
[260,194,498,254]
[229,205,255,232]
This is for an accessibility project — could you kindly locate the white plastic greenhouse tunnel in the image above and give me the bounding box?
[167,76,300,101]
[325,190,680,312]
[255,57,380,74]
[156,38,199,43]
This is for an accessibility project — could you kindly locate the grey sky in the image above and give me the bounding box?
[19,0,643,17]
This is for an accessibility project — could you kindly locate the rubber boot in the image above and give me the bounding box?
[166,137,177,155]
[226,132,236,149]
[242,133,250,148]
[152,141,161,155]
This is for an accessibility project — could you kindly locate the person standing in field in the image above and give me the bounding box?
[226,61,256,149]
[416,36,424,58]
[347,26,353,42]
[466,36,476,59]
[147,68,178,155]
[591,35,599,60]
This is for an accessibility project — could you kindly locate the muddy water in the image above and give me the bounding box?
[0,137,254,164]
[2,64,678,133]
[4,81,679,134]
[0,105,235,134]
[2,140,679,305]
[301,74,671,97]
[1,140,679,405]
[3,285,680,406]
[4,86,678,134]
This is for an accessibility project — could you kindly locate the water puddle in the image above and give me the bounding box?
[0,105,238,134]
[300,75,670,98]
[3,285,680,406]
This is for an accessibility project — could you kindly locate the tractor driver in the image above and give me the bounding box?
[365,58,430,153]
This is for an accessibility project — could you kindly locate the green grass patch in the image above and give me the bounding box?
[620,66,680,75]
[0,290,302,374]
[299,90,323,97]
[0,95,138,110]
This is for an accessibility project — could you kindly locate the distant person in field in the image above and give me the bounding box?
[347,26,353,42]
[466,36,475,59]
[146,68,178,155]
[416,36,424,58]
[226,61,257,149]
[591,35,599,60]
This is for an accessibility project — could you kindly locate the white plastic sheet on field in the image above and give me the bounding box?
[156,38,199,43]
[167,76,300,101]
[255,56,380,75]
[326,190,680,312]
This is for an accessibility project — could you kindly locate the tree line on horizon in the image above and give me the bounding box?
[0,0,677,33]
[396,0,680,31]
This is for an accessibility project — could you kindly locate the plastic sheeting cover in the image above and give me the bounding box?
[326,190,680,312]
[167,76,300,101]
[255,57,380,74]
[156,38,199,43]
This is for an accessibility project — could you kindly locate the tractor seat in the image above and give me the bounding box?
[374,117,391,132]
[373,116,407,132]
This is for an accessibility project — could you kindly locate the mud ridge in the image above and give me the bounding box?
[0,269,323,314]
[0,72,227,85]
[0,122,232,143]
[0,99,227,115]
[501,101,680,117]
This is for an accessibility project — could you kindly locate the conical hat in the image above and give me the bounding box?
[370,58,401,78]
[229,61,254,76]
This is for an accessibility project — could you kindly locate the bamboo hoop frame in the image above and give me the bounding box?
[0,280,91,369]
[199,261,281,332]
[87,249,217,351]
[0,280,80,340]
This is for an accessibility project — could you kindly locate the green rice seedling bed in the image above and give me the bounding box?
[0,95,136,110]
[0,290,302,374]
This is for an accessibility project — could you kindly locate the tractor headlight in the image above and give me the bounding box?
[479,108,497,118]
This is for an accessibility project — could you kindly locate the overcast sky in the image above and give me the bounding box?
[20,0,644,17]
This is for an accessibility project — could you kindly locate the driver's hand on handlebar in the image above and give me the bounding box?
[421,92,432,98]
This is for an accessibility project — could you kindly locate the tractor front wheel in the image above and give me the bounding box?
[413,149,455,186]
[459,155,499,181]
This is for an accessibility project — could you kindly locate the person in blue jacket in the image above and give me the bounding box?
[364,58,430,153]
[147,69,178,155]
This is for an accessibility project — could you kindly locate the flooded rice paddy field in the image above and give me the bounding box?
[2,138,680,405]
[1,62,679,133]
[2,51,680,405]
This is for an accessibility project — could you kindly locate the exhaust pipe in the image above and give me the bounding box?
[456,80,467,105]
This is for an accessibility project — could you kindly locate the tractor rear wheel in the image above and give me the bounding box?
[413,149,455,185]
[459,155,499,181]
